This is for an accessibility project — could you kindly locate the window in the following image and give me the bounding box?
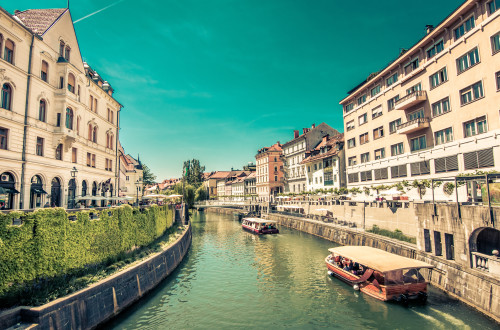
[435,127,453,145]
[408,108,424,121]
[68,73,75,93]
[92,154,96,168]
[346,120,355,131]
[314,164,317,171]
[374,148,385,160]
[86,152,91,166]
[106,132,114,149]
[460,81,484,105]
[404,57,419,75]
[107,108,114,123]
[464,148,494,170]
[358,113,367,125]
[432,97,450,117]
[445,233,455,260]
[55,144,63,160]
[0,127,7,150]
[88,124,93,140]
[348,173,359,183]
[38,100,46,122]
[41,61,48,82]
[456,48,480,74]
[497,71,500,90]
[72,148,77,163]
[56,113,61,127]
[348,156,357,166]
[76,116,80,135]
[386,73,398,87]
[4,39,14,64]
[59,41,65,57]
[36,137,44,156]
[361,152,370,163]
[93,126,97,143]
[464,116,487,137]
[387,95,399,111]
[65,108,74,130]
[391,142,404,156]
[1,83,12,110]
[359,132,369,145]
[430,67,447,88]
[360,170,372,182]
[89,95,94,111]
[372,106,382,119]
[274,175,277,182]
[64,46,71,61]
[347,138,356,149]
[344,103,354,113]
[357,94,366,105]
[105,159,113,171]
[410,160,430,176]
[391,164,407,178]
[374,167,388,180]
[406,83,421,95]
[410,135,427,152]
[389,119,402,134]
[373,126,384,140]
[492,33,500,54]
[427,39,444,59]
[424,229,432,252]
[489,0,500,14]
[435,155,459,173]
[94,98,98,113]
[434,231,442,256]
[454,16,475,40]
[370,85,380,97]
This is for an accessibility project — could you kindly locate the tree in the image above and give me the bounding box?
[183,159,206,187]
[142,163,157,186]
[195,185,208,201]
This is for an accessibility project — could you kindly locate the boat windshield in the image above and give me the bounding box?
[385,268,426,285]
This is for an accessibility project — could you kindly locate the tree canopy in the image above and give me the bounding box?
[183,159,205,187]
[142,163,157,186]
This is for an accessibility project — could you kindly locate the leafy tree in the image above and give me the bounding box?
[183,159,206,187]
[142,164,157,186]
[195,185,208,201]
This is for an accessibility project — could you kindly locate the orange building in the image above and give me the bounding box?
[256,142,284,202]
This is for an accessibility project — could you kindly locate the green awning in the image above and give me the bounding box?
[31,187,47,194]
[0,187,20,194]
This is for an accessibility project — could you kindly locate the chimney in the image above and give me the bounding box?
[294,130,299,138]
[303,128,309,134]
[322,134,329,143]
[312,123,316,129]
[426,25,434,34]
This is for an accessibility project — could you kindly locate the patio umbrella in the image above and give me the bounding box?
[167,194,183,198]
[380,188,403,196]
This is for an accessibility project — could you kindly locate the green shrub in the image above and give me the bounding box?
[367,225,416,244]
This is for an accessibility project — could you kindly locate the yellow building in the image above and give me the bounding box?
[339,0,500,201]
[0,7,121,209]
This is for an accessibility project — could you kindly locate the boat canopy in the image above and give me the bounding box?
[328,246,434,273]
[243,218,277,224]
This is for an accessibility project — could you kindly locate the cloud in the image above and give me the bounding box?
[74,0,126,24]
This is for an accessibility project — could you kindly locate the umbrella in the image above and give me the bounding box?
[167,194,183,198]
[380,188,403,196]
[144,194,167,199]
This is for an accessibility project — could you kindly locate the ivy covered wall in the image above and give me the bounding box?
[0,205,173,293]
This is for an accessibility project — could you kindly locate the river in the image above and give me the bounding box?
[107,212,497,329]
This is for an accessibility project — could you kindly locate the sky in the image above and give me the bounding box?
[5,0,462,179]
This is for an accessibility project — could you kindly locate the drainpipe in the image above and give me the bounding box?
[19,34,36,210]
[115,106,121,199]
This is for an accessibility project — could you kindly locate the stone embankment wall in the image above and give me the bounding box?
[202,207,242,215]
[0,224,192,330]
[266,213,500,323]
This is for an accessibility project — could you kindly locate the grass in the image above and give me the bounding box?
[367,225,417,244]
[0,224,186,309]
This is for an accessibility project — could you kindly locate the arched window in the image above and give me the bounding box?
[0,172,16,209]
[4,39,14,64]
[41,60,48,82]
[1,84,12,110]
[39,99,46,122]
[55,144,63,160]
[65,107,74,130]
[59,41,65,57]
[92,126,98,143]
[82,180,87,197]
[88,123,92,140]
[67,73,75,93]
[0,34,3,58]
[76,116,80,135]
[64,46,71,61]
[50,177,61,207]
[30,175,44,209]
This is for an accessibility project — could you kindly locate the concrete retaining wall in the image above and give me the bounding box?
[0,224,192,330]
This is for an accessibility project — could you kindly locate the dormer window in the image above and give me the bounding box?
[59,41,65,57]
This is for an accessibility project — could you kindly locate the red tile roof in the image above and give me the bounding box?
[301,133,344,164]
[15,8,67,35]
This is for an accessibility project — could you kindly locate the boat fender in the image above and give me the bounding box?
[353,284,360,291]
[328,271,333,276]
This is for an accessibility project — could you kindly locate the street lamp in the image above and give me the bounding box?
[135,180,141,206]
[70,167,78,209]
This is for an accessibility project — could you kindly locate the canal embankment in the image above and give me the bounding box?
[202,206,500,323]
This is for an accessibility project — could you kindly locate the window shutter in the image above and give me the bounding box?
[446,155,459,172]
[399,164,407,177]
[360,171,366,182]
[435,157,446,173]
[478,148,494,168]
[411,162,420,176]
[365,171,372,181]
[391,166,399,178]
[380,168,388,180]
[464,151,479,170]
[374,169,381,180]
[421,161,430,175]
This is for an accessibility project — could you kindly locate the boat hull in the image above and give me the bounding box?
[242,224,279,235]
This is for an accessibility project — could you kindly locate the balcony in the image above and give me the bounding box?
[53,126,77,149]
[396,117,430,134]
[395,91,427,110]
[472,252,500,276]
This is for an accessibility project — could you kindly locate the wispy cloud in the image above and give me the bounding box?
[74,0,126,24]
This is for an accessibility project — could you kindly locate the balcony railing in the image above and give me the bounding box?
[471,252,500,276]
[396,117,430,134]
[395,91,427,110]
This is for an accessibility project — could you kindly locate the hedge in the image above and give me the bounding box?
[0,204,174,294]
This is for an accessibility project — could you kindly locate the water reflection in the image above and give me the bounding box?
[107,212,496,329]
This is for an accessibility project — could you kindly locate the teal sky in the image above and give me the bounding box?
[6,0,461,179]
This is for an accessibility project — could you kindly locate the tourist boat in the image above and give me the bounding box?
[325,246,434,304]
[242,218,279,235]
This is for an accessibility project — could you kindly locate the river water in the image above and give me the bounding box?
[107,212,497,329]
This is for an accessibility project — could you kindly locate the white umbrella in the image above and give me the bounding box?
[167,194,183,198]
[381,188,403,196]
[146,185,158,191]
[144,194,167,199]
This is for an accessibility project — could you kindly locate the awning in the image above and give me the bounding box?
[0,186,20,194]
[31,187,47,194]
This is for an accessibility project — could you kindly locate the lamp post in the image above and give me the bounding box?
[135,180,141,206]
[70,166,78,209]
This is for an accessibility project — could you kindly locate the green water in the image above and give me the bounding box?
[107,212,497,329]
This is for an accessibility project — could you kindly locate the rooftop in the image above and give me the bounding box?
[14,8,66,35]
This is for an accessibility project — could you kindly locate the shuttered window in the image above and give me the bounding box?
[410,161,430,176]
[348,173,359,183]
[391,164,407,178]
[435,155,459,173]
[360,170,373,182]
[374,168,388,180]
[464,148,495,170]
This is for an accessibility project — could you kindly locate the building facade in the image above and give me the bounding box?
[244,172,256,198]
[255,142,284,201]
[0,7,121,210]
[118,145,143,202]
[281,123,338,194]
[340,0,500,201]
[302,133,346,191]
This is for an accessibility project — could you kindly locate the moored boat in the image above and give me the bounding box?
[325,246,434,304]
[242,218,279,235]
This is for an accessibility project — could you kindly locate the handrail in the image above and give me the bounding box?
[395,90,427,105]
[397,117,430,130]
